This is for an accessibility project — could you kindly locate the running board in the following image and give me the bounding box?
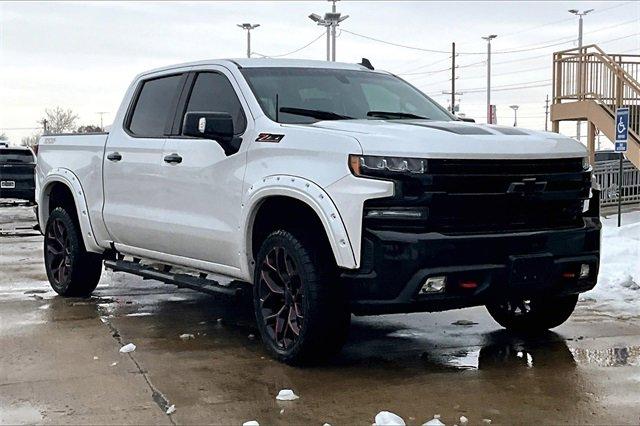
[104,259,246,298]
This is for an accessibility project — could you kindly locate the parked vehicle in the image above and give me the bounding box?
[1,146,36,203]
[35,59,601,364]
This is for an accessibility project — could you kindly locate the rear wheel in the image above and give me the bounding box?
[253,229,350,365]
[486,294,578,332]
[44,207,102,297]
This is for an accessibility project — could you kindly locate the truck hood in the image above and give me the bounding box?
[310,119,587,159]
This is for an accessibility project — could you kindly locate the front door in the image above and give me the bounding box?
[160,69,250,268]
[102,72,187,253]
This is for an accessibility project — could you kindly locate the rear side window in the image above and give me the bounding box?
[184,72,246,134]
[0,149,34,164]
[128,74,183,137]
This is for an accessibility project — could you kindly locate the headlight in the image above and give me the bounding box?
[349,154,426,177]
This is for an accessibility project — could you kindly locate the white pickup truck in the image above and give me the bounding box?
[35,58,601,364]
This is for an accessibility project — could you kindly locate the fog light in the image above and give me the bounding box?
[579,264,590,279]
[420,276,446,294]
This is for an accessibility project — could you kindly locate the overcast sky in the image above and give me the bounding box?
[1,1,638,146]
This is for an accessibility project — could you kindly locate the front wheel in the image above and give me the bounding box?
[253,229,350,365]
[44,207,102,297]
[486,294,579,332]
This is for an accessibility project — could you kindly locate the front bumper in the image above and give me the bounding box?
[344,217,601,315]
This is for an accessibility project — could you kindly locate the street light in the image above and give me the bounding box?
[309,1,349,61]
[482,34,498,124]
[568,8,594,142]
[308,13,331,61]
[510,105,519,127]
[237,23,260,58]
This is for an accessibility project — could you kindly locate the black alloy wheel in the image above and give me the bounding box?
[257,246,304,350]
[44,207,102,297]
[45,217,72,286]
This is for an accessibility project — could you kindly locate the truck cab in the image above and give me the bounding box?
[35,59,600,364]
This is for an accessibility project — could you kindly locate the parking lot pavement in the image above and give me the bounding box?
[2,204,640,425]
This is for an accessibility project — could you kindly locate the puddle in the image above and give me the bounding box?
[0,402,43,424]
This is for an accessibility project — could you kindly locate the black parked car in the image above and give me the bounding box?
[0,146,36,203]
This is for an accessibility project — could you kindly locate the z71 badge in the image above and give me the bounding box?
[255,133,284,143]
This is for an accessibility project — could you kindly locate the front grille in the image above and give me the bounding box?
[364,158,592,233]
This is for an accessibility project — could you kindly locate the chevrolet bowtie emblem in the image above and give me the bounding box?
[507,177,547,195]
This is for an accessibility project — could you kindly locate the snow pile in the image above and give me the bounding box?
[276,389,299,401]
[584,211,640,317]
[374,411,405,425]
[119,343,136,353]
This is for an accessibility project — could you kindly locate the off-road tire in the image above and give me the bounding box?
[44,207,102,297]
[253,229,350,365]
[486,294,579,332]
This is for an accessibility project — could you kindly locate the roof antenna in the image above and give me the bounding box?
[275,93,279,123]
[359,58,374,70]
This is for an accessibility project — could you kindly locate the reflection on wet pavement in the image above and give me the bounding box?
[3,205,640,424]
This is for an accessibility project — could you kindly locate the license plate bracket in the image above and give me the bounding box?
[508,253,553,288]
[1,180,16,189]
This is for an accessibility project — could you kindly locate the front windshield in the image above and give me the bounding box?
[240,67,453,124]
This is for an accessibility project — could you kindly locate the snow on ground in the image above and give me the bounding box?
[582,210,640,317]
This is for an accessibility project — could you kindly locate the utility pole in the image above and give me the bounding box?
[510,105,519,127]
[544,94,550,131]
[309,0,348,61]
[569,8,594,142]
[482,34,497,124]
[42,119,48,135]
[237,23,260,58]
[96,111,108,131]
[451,42,456,115]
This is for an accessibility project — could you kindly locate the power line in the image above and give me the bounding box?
[252,31,325,58]
[464,82,551,94]
[488,1,631,41]
[341,29,454,53]
[0,127,41,131]
[343,28,595,55]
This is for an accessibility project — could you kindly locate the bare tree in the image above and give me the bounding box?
[40,107,78,134]
[77,124,103,133]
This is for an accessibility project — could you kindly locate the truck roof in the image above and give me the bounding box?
[139,58,387,77]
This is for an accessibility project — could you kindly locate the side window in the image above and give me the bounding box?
[185,72,247,134]
[128,74,183,137]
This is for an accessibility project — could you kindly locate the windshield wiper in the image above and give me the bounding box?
[367,111,429,120]
[279,107,353,121]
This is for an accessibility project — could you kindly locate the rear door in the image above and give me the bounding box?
[159,68,251,267]
[102,72,188,252]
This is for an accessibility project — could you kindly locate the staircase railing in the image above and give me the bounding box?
[553,45,640,140]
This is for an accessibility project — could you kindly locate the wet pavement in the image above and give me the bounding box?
[1,203,640,425]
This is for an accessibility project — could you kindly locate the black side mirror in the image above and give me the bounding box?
[183,112,241,155]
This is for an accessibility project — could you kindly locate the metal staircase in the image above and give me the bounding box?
[551,44,640,169]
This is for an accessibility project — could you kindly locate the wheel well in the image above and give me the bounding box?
[47,182,76,215]
[251,196,333,263]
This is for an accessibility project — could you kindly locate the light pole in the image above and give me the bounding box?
[510,105,519,127]
[96,111,108,131]
[308,14,331,61]
[482,34,497,124]
[309,0,348,61]
[568,8,593,142]
[237,23,260,58]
